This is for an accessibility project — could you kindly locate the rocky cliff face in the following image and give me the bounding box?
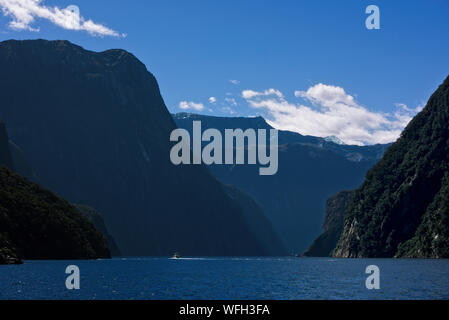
[334,76,449,258]
[396,172,449,258]
[303,191,354,257]
[0,39,281,256]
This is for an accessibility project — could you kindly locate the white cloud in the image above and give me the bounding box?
[395,102,424,114]
[416,102,425,112]
[229,79,240,85]
[0,0,124,37]
[222,106,236,115]
[179,101,204,111]
[225,97,237,106]
[208,96,216,104]
[295,84,355,107]
[242,84,422,146]
[242,88,284,99]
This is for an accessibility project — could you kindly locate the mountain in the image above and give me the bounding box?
[2,120,109,263]
[74,204,121,256]
[8,140,38,181]
[223,185,286,255]
[2,118,38,181]
[0,39,282,256]
[334,76,449,258]
[2,119,122,261]
[0,165,110,264]
[397,173,449,257]
[302,190,354,257]
[173,113,389,252]
[174,112,389,163]
[1,122,21,264]
[324,136,346,145]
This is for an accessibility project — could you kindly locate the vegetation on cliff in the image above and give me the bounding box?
[334,76,449,258]
[74,204,121,256]
[0,166,110,263]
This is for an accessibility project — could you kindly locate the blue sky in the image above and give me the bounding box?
[0,0,448,145]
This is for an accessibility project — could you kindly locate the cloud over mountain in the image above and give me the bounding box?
[242,83,420,146]
[179,100,205,111]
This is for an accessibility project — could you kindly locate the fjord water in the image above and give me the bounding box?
[1,257,448,300]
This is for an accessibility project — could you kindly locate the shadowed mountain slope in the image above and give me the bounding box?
[0,39,282,256]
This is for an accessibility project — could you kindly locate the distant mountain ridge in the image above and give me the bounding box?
[173,112,389,163]
[173,113,390,252]
[0,39,284,256]
[324,136,346,145]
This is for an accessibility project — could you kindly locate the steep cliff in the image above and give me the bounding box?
[303,191,354,257]
[334,76,449,258]
[396,172,449,258]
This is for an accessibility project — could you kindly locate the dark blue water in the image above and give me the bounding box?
[1,257,448,300]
